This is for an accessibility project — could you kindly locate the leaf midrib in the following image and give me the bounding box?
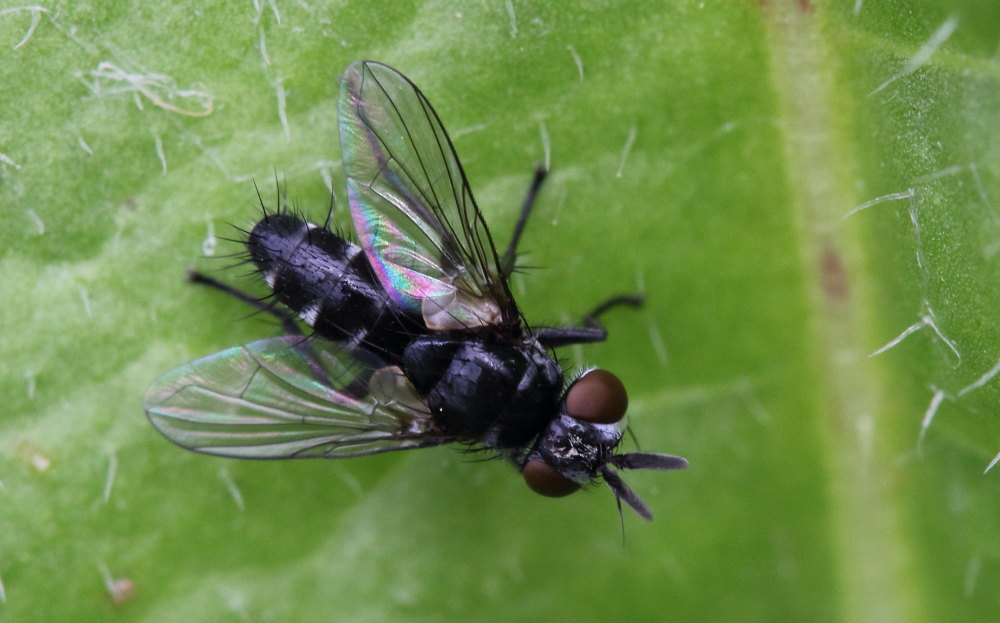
[763,3,922,621]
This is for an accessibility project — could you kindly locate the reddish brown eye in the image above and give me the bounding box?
[564,369,628,424]
[522,459,580,497]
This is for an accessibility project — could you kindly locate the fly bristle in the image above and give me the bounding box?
[217,233,246,246]
[215,257,256,273]
[236,264,265,280]
[558,366,589,393]
[507,262,540,276]
[458,444,506,463]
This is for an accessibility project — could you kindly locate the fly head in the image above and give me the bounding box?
[521,369,688,521]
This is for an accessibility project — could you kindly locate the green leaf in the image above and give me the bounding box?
[3,1,1000,621]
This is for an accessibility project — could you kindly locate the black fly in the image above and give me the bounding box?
[144,60,687,520]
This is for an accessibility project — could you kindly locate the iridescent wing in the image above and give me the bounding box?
[144,336,449,459]
[338,60,517,330]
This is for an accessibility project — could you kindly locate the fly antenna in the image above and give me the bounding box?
[600,465,654,522]
[602,453,689,522]
[611,452,688,471]
[625,425,641,451]
[614,487,626,546]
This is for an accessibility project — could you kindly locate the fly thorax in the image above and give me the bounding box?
[401,334,561,446]
[490,344,562,448]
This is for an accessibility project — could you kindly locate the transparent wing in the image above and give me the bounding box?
[144,336,449,459]
[338,60,517,330]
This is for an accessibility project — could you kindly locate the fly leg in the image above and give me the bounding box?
[188,270,303,336]
[500,165,548,278]
[534,295,644,348]
[499,167,642,347]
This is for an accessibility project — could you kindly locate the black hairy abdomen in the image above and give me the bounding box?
[402,333,564,448]
[247,213,422,360]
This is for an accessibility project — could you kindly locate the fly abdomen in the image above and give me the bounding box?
[247,213,421,359]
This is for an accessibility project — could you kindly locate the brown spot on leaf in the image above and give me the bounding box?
[821,243,848,302]
[758,0,814,14]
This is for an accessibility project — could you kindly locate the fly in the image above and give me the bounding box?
[144,60,688,521]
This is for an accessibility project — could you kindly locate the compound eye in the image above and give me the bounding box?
[522,459,580,497]
[564,369,628,424]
